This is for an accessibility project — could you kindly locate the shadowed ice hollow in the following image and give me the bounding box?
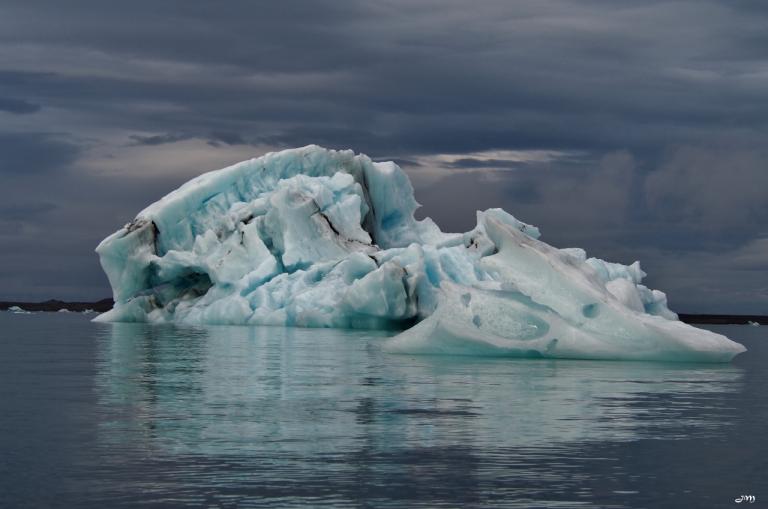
[95,146,745,362]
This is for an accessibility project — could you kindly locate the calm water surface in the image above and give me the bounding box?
[1,313,766,508]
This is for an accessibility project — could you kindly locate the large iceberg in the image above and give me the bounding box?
[96,146,745,362]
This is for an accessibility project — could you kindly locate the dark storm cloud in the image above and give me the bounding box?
[448,159,531,170]
[208,131,246,146]
[128,133,195,146]
[0,97,41,114]
[0,202,57,220]
[443,156,593,171]
[0,133,81,174]
[128,131,246,147]
[0,202,57,236]
[0,0,765,311]
[385,158,423,168]
[2,0,768,156]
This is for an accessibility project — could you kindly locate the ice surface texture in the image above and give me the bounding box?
[96,146,745,362]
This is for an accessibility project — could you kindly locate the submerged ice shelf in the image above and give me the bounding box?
[96,146,745,362]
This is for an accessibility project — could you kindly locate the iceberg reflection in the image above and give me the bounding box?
[96,322,743,455]
[90,322,745,507]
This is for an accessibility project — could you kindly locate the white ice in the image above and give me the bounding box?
[95,146,745,362]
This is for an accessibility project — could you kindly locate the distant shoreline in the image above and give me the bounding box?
[1,299,113,313]
[0,299,764,325]
[676,314,766,325]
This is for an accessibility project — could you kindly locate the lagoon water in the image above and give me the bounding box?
[1,312,765,508]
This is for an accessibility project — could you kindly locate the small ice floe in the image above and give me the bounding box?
[57,308,71,313]
[81,309,95,314]
[8,306,31,314]
[748,321,760,327]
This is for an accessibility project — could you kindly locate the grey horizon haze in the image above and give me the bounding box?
[0,0,766,314]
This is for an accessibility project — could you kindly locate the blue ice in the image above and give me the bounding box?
[95,146,745,362]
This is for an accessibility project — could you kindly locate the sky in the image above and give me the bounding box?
[0,0,766,313]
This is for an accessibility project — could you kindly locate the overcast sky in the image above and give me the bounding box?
[1,0,766,313]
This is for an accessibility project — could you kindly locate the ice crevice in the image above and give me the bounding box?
[95,145,746,362]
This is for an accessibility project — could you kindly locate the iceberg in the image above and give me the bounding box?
[96,145,745,362]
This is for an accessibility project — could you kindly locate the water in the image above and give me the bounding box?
[1,313,765,508]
